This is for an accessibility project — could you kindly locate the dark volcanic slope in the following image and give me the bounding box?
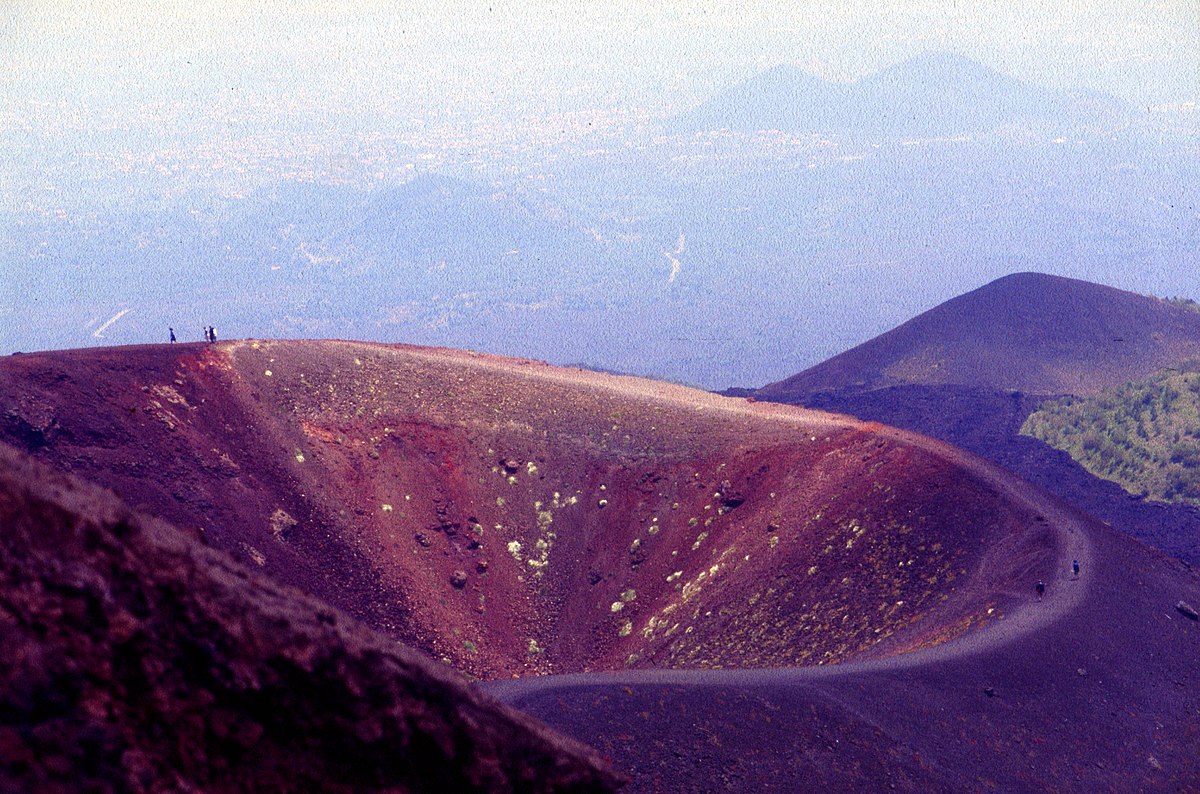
[758,272,1200,401]
[800,385,1200,564]
[0,340,1058,680]
[490,504,1200,792]
[0,443,619,793]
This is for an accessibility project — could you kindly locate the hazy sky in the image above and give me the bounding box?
[3,0,1198,127]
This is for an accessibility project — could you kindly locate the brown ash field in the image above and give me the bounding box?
[2,339,1199,791]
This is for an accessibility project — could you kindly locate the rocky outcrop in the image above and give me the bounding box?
[0,443,621,793]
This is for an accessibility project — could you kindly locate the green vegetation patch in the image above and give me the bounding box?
[1021,362,1200,503]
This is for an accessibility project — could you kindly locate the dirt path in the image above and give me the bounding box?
[222,339,1094,693]
[409,346,1096,696]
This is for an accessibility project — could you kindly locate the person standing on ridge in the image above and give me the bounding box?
[210,326,217,343]
[169,328,176,343]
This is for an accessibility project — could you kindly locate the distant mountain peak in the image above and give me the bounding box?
[671,51,1112,137]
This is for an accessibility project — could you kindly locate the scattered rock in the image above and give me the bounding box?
[1176,601,1199,621]
[1149,754,1163,771]
[450,570,469,589]
[502,458,520,474]
[476,559,489,573]
[269,508,298,542]
[718,492,745,514]
[983,687,996,698]
[414,532,431,547]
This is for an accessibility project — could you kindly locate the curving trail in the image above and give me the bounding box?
[388,340,1097,666]
[458,348,1096,693]
[424,343,1196,793]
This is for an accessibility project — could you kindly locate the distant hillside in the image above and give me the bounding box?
[670,51,1127,137]
[1023,363,1200,504]
[758,272,1200,401]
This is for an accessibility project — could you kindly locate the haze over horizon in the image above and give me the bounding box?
[7,1,1198,116]
[3,1,1199,388]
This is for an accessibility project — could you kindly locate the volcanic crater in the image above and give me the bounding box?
[0,340,1063,680]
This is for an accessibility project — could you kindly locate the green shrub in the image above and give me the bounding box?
[1021,362,1200,506]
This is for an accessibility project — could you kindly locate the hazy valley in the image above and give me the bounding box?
[4,24,1200,793]
[6,54,1200,388]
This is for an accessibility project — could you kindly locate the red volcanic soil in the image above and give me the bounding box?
[489,476,1200,792]
[758,272,1200,401]
[0,443,620,793]
[4,339,1199,790]
[0,340,1056,680]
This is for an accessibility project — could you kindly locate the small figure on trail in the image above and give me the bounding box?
[1073,560,1080,577]
[210,326,217,343]
[1036,580,1046,598]
[169,327,176,343]
[203,326,210,343]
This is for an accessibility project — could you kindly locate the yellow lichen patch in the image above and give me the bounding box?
[242,544,266,567]
[150,384,192,409]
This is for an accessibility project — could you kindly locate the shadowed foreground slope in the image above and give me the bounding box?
[0,340,1062,680]
[0,443,621,793]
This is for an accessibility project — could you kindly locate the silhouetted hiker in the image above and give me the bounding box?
[203,326,210,343]
[210,326,217,343]
[1036,580,1046,598]
[1073,560,1080,577]
[169,328,176,343]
